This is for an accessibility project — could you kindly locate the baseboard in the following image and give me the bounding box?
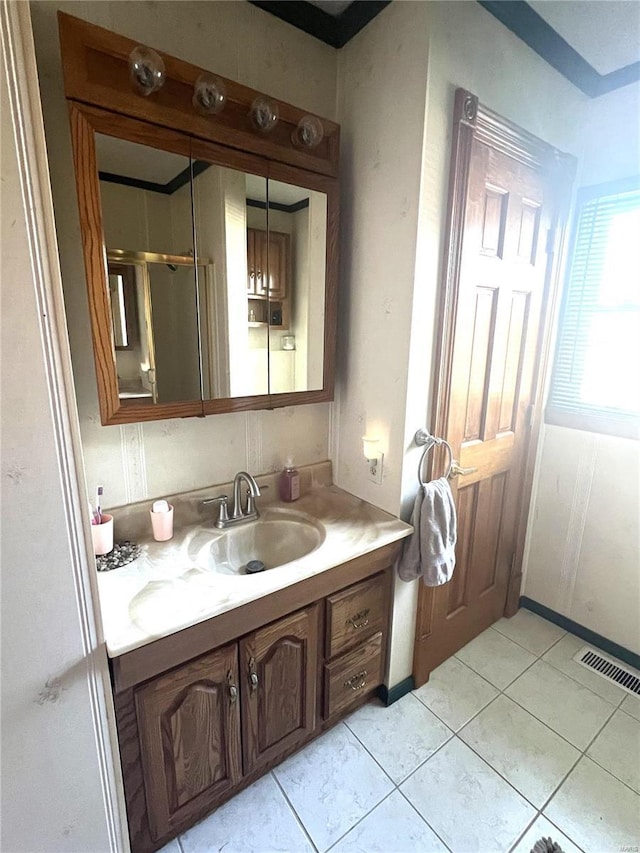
[520,596,640,671]
[377,675,415,706]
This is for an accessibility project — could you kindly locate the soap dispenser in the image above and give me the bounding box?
[279,457,300,502]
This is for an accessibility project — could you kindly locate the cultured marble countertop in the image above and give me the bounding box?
[97,481,413,658]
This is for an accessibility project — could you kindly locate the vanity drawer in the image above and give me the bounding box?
[325,572,387,657]
[323,632,384,719]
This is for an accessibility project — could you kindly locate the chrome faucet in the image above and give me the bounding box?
[202,471,261,529]
[232,471,261,520]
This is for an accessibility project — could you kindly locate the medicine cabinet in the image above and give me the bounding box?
[59,13,339,424]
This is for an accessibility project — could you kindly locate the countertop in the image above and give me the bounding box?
[97,474,413,658]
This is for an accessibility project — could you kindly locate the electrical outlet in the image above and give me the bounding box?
[367,453,384,485]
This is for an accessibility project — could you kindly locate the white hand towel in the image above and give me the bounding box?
[396,477,457,586]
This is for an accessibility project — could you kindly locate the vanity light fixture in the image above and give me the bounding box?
[128,45,166,96]
[250,97,279,132]
[293,115,324,149]
[193,73,227,115]
[362,436,384,484]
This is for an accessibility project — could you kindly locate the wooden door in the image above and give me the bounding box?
[134,643,242,841]
[413,90,574,685]
[240,604,320,775]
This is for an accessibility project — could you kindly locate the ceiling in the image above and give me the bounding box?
[528,1,640,76]
[251,0,640,96]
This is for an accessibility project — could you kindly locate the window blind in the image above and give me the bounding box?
[547,181,640,438]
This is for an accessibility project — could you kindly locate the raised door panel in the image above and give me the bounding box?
[135,643,242,841]
[253,229,269,297]
[240,604,320,775]
[267,231,290,299]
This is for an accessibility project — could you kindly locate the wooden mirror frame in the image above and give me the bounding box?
[61,13,338,425]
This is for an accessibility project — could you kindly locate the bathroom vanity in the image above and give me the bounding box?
[101,466,412,852]
[54,14,411,851]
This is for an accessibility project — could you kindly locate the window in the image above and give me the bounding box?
[546,177,640,439]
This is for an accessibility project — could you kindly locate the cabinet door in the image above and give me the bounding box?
[240,604,320,775]
[247,228,257,294]
[266,231,289,299]
[135,643,242,841]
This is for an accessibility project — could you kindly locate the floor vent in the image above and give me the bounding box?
[573,646,640,697]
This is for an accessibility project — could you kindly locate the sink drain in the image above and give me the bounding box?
[245,560,266,574]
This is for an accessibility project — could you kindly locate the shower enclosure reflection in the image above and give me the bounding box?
[107,251,208,404]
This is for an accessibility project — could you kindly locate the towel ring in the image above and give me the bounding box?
[415,429,454,485]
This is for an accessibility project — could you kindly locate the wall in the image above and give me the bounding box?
[335,0,590,685]
[522,81,640,655]
[1,4,122,848]
[30,0,338,508]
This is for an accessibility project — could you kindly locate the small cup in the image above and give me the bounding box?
[91,514,114,556]
[150,504,174,541]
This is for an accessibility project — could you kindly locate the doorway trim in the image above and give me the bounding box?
[413,88,576,685]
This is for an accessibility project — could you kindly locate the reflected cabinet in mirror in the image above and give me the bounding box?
[62,14,338,425]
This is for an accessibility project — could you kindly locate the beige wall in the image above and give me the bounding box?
[1,7,121,848]
[335,0,591,685]
[30,0,338,507]
[522,81,640,655]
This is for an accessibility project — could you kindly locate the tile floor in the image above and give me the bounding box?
[162,610,640,853]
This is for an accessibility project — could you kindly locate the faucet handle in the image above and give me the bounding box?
[202,495,229,526]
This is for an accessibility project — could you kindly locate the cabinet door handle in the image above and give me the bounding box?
[344,670,368,691]
[347,608,370,630]
[226,670,238,704]
[248,657,259,692]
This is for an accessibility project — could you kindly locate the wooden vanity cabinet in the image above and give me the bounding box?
[112,543,400,853]
[240,604,320,775]
[247,228,291,330]
[134,643,242,842]
[247,228,290,300]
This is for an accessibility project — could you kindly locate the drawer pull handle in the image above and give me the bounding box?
[347,608,370,630]
[344,670,368,691]
[226,670,238,703]
[248,657,259,692]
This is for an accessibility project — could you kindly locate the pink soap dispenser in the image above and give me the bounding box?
[279,456,300,502]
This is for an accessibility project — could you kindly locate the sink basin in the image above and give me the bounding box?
[191,511,325,576]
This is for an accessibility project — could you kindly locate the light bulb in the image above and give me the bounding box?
[193,73,226,115]
[250,97,279,132]
[128,45,166,96]
[293,115,324,149]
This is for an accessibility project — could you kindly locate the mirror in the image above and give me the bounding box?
[265,178,327,395]
[97,134,328,405]
[97,133,202,405]
[61,15,338,424]
[73,106,336,424]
